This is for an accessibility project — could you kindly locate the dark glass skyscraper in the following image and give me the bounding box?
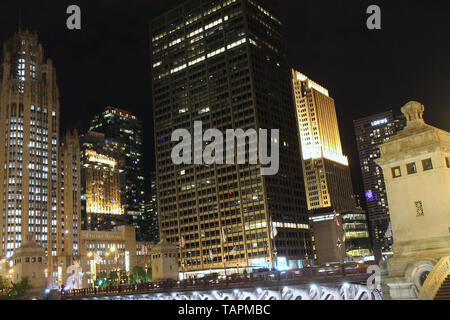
[89,107,146,240]
[354,111,406,260]
[143,172,160,244]
[150,0,310,275]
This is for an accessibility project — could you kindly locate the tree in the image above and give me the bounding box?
[0,276,31,300]
[10,277,32,299]
[108,271,118,286]
[119,270,128,284]
[96,271,109,287]
[130,266,146,284]
[0,276,11,297]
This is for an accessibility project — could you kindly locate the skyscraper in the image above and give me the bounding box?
[143,172,159,244]
[79,131,127,232]
[292,69,355,211]
[58,130,82,284]
[354,111,406,259]
[292,69,371,262]
[0,30,65,284]
[150,0,310,275]
[89,107,146,240]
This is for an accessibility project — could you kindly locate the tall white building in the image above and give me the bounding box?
[0,30,76,287]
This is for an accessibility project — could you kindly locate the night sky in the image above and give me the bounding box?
[1,0,449,196]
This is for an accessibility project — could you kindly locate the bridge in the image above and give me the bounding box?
[419,255,450,300]
[61,268,382,300]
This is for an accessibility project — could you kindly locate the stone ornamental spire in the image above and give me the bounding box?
[401,101,425,127]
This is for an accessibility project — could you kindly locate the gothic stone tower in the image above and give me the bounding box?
[0,30,61,286]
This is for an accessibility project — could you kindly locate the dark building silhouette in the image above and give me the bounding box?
[150,0,310,274]
[143,172,160,244]
[354,111,406,261]
[89,107,146,240]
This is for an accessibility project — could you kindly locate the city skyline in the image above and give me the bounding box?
[1,0,449,201]
[0,0,449,302]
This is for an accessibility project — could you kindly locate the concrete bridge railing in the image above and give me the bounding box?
[419,255,450,300]
[61,269,376,300]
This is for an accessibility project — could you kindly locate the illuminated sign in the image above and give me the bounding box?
[85,150,117,168]
[250,258,270,268]
[365,190,378,201]
[276,257,288,271]
[371,118,388,127]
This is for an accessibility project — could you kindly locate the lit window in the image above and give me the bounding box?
[391,167,401,178]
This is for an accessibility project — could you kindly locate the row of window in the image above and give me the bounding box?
[392,158,434,178]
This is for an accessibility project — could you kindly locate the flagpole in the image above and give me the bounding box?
[143,244,148,282]
[303,234,310,267]
[180,236,185,280]
[269,216,277,270]
[334,208,345,274]
[221,227,227,277]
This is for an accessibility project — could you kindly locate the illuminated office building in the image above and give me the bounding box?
[89,107,146,240]
[80,131,127,232]
[80,225,137,286]
[292,70,371,262]
[151,0,311,274]
[0,30,63,284]
[354,111,406,259]
[292,69,355,211]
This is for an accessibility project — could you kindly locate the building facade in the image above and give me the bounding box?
[143,172,160,244]
[0,30,65,285]
[354,111,406,260]
[292,69,355,211]
[291,70,371,263]
[341,210,371,259]
[89,107,146,240]
[80,225,136,286]
[309,211,346,265]
[376,101,450,299]
[11,234,47,298]
[57,130,82,286]
[80,131,127,232]
[150,0,311,274]
[150,234,179,282]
